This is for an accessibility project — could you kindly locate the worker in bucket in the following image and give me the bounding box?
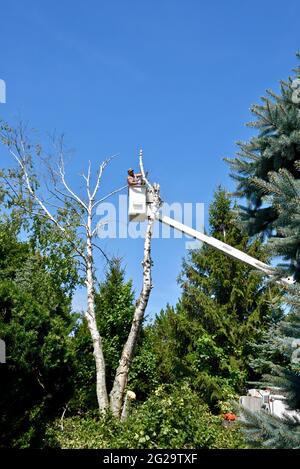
[127,168,143,186]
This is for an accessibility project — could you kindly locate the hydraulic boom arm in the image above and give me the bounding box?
[157,213,294,286]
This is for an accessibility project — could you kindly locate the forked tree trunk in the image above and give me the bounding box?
[110,184,161,418]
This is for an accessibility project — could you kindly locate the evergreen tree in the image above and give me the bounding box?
[71,258,135,411]
[225,54,300,272]
[0,222,76,447]
[224,55,300,446]
[238,166,300,448]
[142,189,281,409]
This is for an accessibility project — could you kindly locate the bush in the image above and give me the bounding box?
[46,384,246,449]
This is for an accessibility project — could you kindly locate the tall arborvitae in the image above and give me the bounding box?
[225,55,300,261]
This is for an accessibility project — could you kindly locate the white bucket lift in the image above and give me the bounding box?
[128,186,148,222]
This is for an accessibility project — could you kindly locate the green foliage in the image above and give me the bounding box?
[249,322,291,376]
[46,384,246,449]
[128,327,160,400]
[139,189,282,409]
[227,56,300,448]
[239,403,300,449]
[68,319,97,412]
[71,258,135,411]
[241,283,300,449]
[96,257,135,387]
[0,223,76,448]
[28,217,81,294]
[254,166,300,280]
[225,53,300,273]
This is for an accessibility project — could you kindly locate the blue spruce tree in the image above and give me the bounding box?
[226,55,300,448]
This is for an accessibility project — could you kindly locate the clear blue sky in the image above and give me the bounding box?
[1,0,299,318]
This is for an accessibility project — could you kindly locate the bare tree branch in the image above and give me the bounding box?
[82,160,92,199]
[90,154,118,201]
[58,156,88,211]
[92,242,111,265]
[8,148,67,234]
[139,148,151,187]
[92,184,127,210]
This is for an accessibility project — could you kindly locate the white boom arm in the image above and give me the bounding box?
[157,213,294,286]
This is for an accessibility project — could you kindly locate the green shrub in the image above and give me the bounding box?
[46,384,246,449]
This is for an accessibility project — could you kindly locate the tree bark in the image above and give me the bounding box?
[85,204,109,412]
[110,183,161,418]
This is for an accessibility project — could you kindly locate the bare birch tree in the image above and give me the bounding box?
[0,123,126,413]
[0,123,161,417]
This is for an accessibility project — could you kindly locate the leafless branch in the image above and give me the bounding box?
[48,190,87,226]
[92,242,111,265]
[139,148,151,187]
[58,154,88,211]
[8,148,67,234]
[82,160,92,199]
[90,154,118,201]
[92,185,127,210]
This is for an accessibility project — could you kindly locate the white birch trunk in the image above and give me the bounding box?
[110,183,161,418]
[85,204,109,412]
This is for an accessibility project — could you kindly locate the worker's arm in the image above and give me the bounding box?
[127,176,137,186]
